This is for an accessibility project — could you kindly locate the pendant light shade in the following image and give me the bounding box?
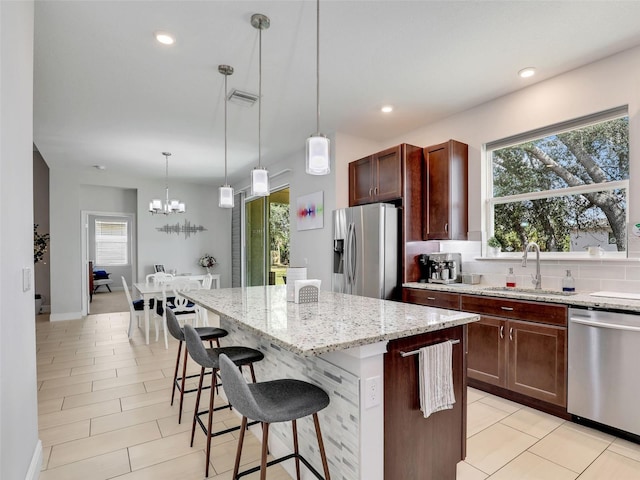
[250,13,270,197]
[218,185,234,208]
[306,134,330,175]
[218,65,235,209]
[250,167,270,196]
[149,152,186,214]
[305,0,330,175]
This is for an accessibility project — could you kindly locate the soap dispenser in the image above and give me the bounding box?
[562,270,575,292]
[506,267,516,288]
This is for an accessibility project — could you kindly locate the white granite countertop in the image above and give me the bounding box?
[185,285,479,356]
[403,282,640,313]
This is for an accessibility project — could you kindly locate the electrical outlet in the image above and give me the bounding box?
[365,375,381,409]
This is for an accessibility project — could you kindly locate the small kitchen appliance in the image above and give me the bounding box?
[425,253,462,284]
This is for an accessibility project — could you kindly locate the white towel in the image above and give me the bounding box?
[418,341,456,418]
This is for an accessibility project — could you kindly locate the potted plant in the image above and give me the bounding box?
[34,224,50,313]
[487,236,502,257]
[199,254,217,273]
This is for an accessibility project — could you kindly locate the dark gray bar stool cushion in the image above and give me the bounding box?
[183,323,264,370]
[219,353,330,423]
[166,308,227,342]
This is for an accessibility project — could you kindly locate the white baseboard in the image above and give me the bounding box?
[49,311,83,321]
[25,440,42,480]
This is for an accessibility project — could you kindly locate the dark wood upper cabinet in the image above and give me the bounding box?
[349,145,403,206]
[423,140,468,240]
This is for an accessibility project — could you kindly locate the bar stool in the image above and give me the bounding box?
[183,324,265,477]
[165,308,228,423]
[218,353,331,480]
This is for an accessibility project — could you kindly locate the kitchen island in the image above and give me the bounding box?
[185,285,479,480]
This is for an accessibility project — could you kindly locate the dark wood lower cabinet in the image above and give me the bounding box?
[467,316,507,388]
[384,326,466,480]
[467,313,567,409]
[508,319,566,405]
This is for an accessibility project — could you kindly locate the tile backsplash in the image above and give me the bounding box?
[434,240,640,293]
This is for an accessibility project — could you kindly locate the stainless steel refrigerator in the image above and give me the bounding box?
[332,203,398,299]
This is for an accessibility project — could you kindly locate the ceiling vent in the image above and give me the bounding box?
[227,89,258,107]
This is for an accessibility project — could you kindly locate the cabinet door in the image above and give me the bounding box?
[467,316,507,388]
[349,156,374,206]
[425,143,450,239]
[507,319,567,407]
[424,140,468,240]
[375,145,403,202]
[385,326,466,480]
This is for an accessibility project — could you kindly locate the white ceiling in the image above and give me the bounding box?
[33,1,640,186]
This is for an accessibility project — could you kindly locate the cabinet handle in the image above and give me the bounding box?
[374,187,378,194]
[509,327,513,341]
[500,306,514,311]
[369,187,373,196]
[444,223,449,233]
[499,325,504,339]
[427,297,436,301]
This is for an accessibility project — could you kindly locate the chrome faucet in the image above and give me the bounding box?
[522,241,542,289]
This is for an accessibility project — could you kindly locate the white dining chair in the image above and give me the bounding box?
[146,272,174,285]
[159,278,202,349]
[122,276,145,339]
[201,273,213,289]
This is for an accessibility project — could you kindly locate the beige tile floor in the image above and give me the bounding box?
[458,388,640,479]
[37,311,640,479]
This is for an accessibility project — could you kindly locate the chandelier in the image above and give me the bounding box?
[149,152,186,214]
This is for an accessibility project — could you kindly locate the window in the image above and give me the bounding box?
[95,220,129,265]
[487,107,629,254]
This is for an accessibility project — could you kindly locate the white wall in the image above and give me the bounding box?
[0,2,42,479]
[49,166,231,319]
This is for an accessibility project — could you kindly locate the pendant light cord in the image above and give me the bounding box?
[258,20,263,169]
[164,153,170,206]
[316,0,320,134]
[224,71,228,184]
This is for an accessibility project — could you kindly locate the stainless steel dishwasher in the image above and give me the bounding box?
[568,307,640,436]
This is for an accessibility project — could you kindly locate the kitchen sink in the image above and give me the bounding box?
[482,286,579,296]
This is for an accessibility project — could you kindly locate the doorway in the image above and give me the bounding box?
[245,187,290,287]
[81,211,137,315]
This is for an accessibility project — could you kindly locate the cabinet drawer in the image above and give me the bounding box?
[403,288,460,310]
[460,294,566,326]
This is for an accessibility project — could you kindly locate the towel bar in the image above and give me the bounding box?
[399,339,460,357]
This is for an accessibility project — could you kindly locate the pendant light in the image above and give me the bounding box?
[149,152,186,214]
[218,64,235,209]
[250,13,270,197]
[305,0,330,175]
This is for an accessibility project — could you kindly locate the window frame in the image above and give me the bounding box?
[484,106,629,259]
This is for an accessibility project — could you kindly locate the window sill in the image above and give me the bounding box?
[475,252,638,262]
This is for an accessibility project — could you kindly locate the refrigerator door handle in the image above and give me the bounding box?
[347,222,356,287]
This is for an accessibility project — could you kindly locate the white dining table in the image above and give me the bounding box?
[133,274,220,345]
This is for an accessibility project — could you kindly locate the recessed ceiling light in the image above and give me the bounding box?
[518,67,536,78]
[381,105,393,113]
[93,165,106,170]
[155,31,175,45]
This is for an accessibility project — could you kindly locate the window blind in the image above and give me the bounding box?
[95,220,129,265]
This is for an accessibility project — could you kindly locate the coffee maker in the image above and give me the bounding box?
[424,253,462,284]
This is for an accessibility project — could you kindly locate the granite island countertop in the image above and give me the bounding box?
[185,285,479,356]
[403,282,640,313]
